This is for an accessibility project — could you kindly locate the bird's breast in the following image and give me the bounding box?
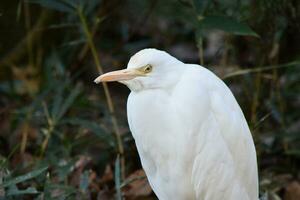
[127,90,194,199]
[127,90,180,161]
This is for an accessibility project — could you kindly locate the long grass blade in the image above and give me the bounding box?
[115,155,122,200]
[2,166,48,187]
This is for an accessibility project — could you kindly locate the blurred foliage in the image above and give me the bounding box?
[0,0,299,199]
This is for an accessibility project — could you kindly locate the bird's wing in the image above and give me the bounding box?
[173,65,258,200]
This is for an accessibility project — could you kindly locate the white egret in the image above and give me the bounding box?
[94,48,258,200]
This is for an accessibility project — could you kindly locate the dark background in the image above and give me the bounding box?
[0,0,299,199]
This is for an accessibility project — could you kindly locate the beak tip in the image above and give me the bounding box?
[94,76,101,84]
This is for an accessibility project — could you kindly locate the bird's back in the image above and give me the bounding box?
[181,65,259,200]
[127,64,258,200]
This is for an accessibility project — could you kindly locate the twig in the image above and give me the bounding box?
[77,7,125,180]
[40,101,55,157]
[222,60,300,79]
[253,113,271,132]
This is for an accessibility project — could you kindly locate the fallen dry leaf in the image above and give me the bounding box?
[99,164,113,184]
[97,187,113,200]
[123,169,152,199]
[70,155,92,187]
[284,181,300,200]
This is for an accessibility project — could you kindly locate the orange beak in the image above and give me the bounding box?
[94,69,141,83]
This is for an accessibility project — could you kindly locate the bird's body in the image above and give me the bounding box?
[95,49,258,200]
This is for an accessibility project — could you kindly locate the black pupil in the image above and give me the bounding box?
[146,67,150,71]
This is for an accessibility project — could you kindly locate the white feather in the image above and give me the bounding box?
[98,48,259,200]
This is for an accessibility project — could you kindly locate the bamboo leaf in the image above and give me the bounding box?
[79,170,89,193]
[51,84,64,120]
[64,118,114,145]
[7,186,39,196]
[28,0,75,13]
[2,167,48,187]
[56,84,82,121]
[199,15,259,37]
[193,0,211,15]
[115,155,122,200]
[44,183,76,199]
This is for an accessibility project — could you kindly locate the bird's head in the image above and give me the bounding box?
[94,48,184,92]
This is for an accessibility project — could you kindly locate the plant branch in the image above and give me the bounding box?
[77,7,125,180]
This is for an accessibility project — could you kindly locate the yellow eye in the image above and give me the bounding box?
[143,64,152,73]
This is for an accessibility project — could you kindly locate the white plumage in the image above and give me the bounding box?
[94,48,258,200]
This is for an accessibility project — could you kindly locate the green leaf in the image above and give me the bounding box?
[114,156,122,200]
[46,23,79,30]
[44,183,76,199]
[193,0,211,15]
[54,160,76,182]
[56,84,82,121]
[61,38,86,47]
[28,0,75,13]
[51,84,65,120]
[7,186,39,196]
[2,167,48,187]
[79,171,89,193]
[16,1,22,22]
[64,118,114,145]
[199,16,259,37]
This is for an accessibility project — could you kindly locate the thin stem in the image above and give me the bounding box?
[198,37,204,66]
[40,102,54,157]
[251,72,261,124]
[251,57,265,125]
[20,118,29,154]
[78,8,125,180]
[23,0,34,67]
[20,1,33,154]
